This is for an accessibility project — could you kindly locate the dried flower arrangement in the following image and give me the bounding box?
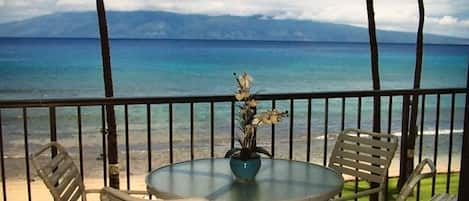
[225,73,288,160]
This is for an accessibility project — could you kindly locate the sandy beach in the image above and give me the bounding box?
[0,141,461,201]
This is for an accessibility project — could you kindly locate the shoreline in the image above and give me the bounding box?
[2,145,461,179]
[1,131,463,178]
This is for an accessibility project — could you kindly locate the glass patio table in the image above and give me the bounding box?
[146,158,344,201]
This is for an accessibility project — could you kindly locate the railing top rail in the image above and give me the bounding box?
[0,87,466,108]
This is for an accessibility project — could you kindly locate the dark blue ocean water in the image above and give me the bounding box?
[0,38,468,157]
[1,38,468,99]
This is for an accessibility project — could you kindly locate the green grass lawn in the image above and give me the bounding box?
[340,173,459,201]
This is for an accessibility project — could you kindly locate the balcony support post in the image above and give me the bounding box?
[459,61,469,200]
[366,0,381,200]
[96,0,119,189]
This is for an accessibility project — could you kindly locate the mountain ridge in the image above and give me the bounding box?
[1,11,468,44]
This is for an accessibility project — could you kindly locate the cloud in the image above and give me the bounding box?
[0,0,57,23]
[438,16,458,25]
[56,0,94,11]
[424,15,469,37]
[1,0,469,38]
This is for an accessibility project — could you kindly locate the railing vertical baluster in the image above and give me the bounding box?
[210,102,214,158]
[289,99,294,160]
[146,104,152,199]
[101,105,107,186]
[341,97,345,131]
[23,108,31,201]
[77,106,84,181]
[399,95,411,191]
[337,97,345,198]
[124,104,130,190]
[231,101,235,150]
[323,98,329,166]
[190,102,195,160]
[49,106,57,157]
[385,96,393,198]
[271,100,276,158]
[387,96,393,134]
[357,97,362,130]
[432,94,441,196]
[417,94,426,200]
[355,97,362,201]
[446,93,455,193]
[306,98,312,162]
[169,103,173,163]
[0,110,6,201]
[146,104,152,172]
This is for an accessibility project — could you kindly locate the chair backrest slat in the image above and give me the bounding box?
[329,164,383,183]
[69,188,83,201]
[334,151,388,166]
[56,167,79,194]
[340,133,395,149]
[31,142,87,201]
[337,141,390,157]
[61,178,80,201]
[332,157,385,175]
[49,159,74,184]
[43,152,66,175]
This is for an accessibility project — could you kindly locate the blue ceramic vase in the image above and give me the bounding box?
[229,156,261,182]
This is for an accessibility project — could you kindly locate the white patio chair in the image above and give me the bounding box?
[328,128,398,201]
[396,158,457,201]
[31,142,146,201]
[31,142,101,201]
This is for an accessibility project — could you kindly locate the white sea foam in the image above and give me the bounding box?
[391,129,463,137]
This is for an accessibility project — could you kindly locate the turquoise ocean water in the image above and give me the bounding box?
[0,38,468,161]
[1,38,468,99]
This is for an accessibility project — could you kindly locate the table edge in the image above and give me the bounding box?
[145,158,344,200]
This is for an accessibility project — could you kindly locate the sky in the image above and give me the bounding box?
[1,0,468,38]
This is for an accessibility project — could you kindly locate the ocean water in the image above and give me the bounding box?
[1,38,468,99]
[0,38,468,161]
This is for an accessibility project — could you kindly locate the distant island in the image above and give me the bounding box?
[1,10,468,44]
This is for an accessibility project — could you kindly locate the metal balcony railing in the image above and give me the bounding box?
[0,87,467,201]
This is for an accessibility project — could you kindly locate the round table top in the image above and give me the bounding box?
[146,158,343,201]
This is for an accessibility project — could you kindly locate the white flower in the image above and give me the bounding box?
[238,73,253,89]
[247,99,257,107]
[252,117,261,125]
[254,110,286,125]
[235,91,250,101]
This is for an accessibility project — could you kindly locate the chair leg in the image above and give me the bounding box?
[379,190,384,201]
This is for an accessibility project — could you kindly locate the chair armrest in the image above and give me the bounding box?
[415,158,436,178]
[87,188,147,195]
[100,187,148,201]
[85,188,104,194]
[100,187,208,201]
[395,159,436,201]
[123,190,148,195]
